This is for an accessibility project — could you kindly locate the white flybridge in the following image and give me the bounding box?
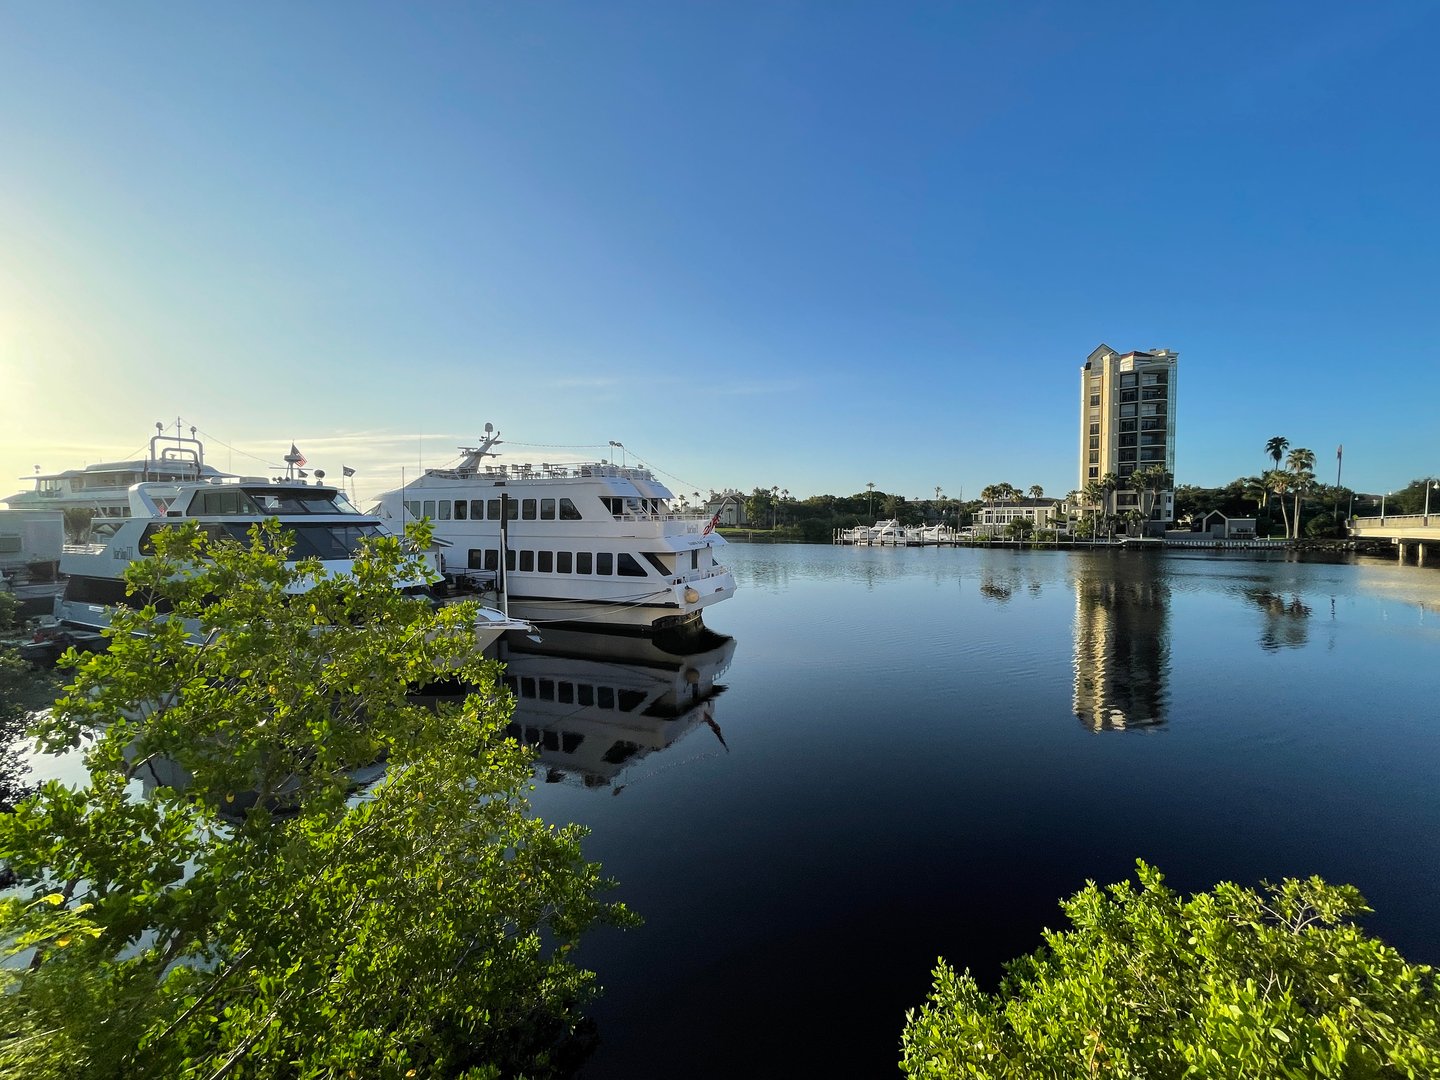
[3,422,231,520]
[373,425,736,633]
[36,474,532,662]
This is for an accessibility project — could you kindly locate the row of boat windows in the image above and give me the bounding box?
[406,498,583,522]
[187,489,355,516]
[504,673,650,714]
[138,521,384,560]
[467,548,681,577]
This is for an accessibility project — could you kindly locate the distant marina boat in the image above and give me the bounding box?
[26,473,531,663]
[3,422,230,521]
[837,519,957,546]
[373,425,735,633]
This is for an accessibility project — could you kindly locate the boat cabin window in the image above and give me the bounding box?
[406,500,422,519]
[188,489,259,516]
[470,500,485,519]
[557,551,572,573]
[437,501,451,520]
[250,491,354,515]
[541,499,556,520]
[692,549,700,570]
[522,499,537,520]
[643,552,672,576]
[505,550,516,571]
[576,552,592,575]
[596,552,613,575]
[538,551,553,573]
[559,498,582,520]
[423,500,436,518]
[617,553,646,577]
[468,549,484,570]
[601,497,624,517]
[453,500,467,520]
[519,550,534,572]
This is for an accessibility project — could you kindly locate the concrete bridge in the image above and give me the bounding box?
[1348,514,1440,562]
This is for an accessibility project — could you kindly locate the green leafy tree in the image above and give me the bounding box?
[901,862,1439,1079]
[1003,517,1035,541]
[61,507,95,545]
[0,519,633,1078]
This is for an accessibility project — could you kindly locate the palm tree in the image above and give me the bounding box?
[1286,447,1316,539]
[1265,436,1289,472]
[1265,469,1293,538]
[1028,484,1045,500]
[1082,480,1105,541]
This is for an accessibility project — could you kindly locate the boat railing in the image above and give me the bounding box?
[445,461,661,483]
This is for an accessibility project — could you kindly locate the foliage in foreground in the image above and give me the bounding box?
[0,520,634,1078]
[901,863,1439,1079]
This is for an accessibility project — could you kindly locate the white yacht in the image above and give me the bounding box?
[4,423,230,521]
[373,426,736,633]
[35,475,531,662]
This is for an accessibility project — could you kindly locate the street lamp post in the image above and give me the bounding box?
[1425,480,1438,526]
[1381,492,1389,524]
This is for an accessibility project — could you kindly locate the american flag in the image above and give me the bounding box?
[285,444,307,468]
[702,509,722,536]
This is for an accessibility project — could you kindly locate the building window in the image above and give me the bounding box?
[1088,436,1099,449]
[1088,423,1099,436]
[1089,393,1100,407]
[1089,451,1100,463]
[1088,467,1099,478]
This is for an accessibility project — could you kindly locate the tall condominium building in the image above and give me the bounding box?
[1079,344,1177,531]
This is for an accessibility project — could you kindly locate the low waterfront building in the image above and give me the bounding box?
[971,498,1066,535]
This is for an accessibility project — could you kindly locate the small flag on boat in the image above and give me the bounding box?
[342,465,356,478]
[703,509,722,536]
[285,444,307,468]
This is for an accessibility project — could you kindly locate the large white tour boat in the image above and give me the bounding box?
[4,423,230,521]
[373,426,736,633]
[31,474,531,662]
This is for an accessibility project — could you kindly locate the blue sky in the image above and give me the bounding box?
[2,2,1436,506]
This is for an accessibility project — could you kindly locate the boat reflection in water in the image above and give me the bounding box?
[1071,560,1171,731]
[496,626,736,791]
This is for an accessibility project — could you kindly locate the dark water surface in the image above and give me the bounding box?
[514,545,1440,1079]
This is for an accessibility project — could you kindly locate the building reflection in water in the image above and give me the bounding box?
[496,626,736,792]
[1072,561,1171,731]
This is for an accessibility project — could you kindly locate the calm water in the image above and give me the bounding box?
[511,545,1440,1079]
